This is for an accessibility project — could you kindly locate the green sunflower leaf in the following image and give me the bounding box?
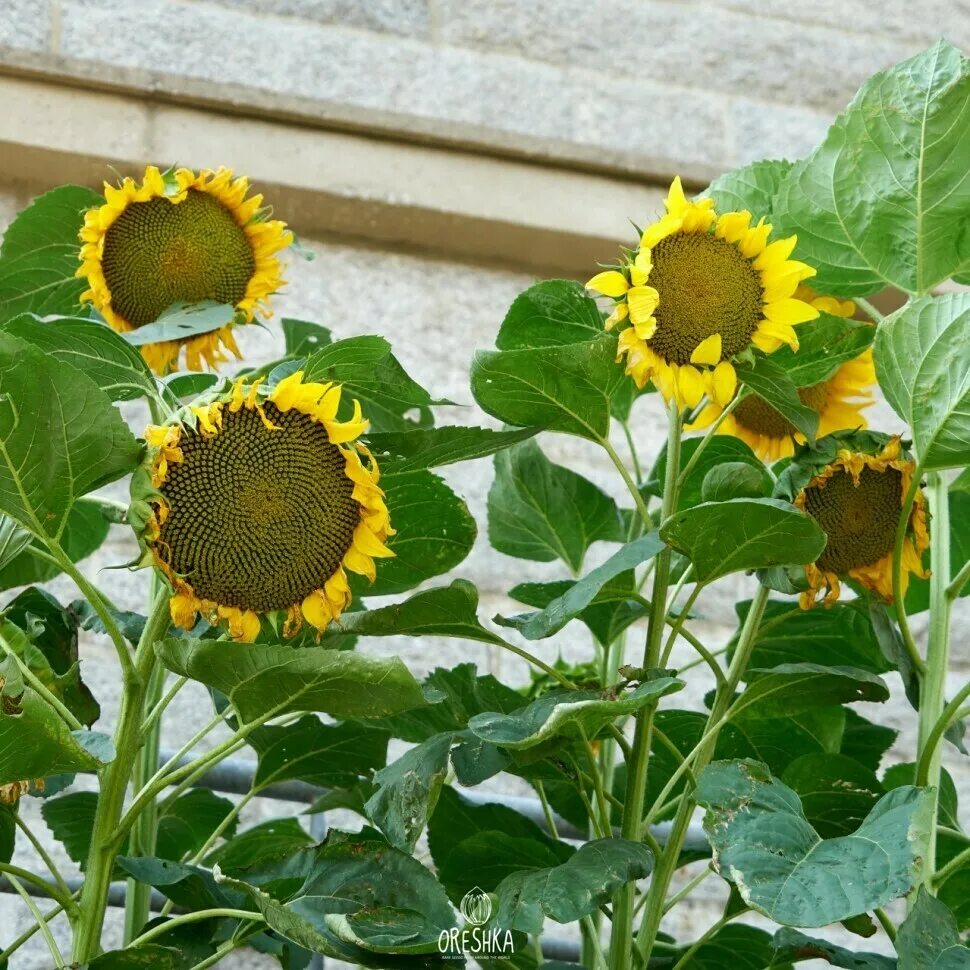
[704,159,792,219]
[767,312,875,388]
[494,532,663,639]
[471,333,624,441]
[365,732,453,853]
[896,889,970,969]
[659,498,826,583]
[361,469,476,596]
[772,928,895,970]
[120,300,235,346]
[697,759,934,927]
[1,313,158,402]
[40,791,105,868]
[701,462,772,502]
[366,424,540,473]
[487,440,623,571]
[781,753,883,839]
[0,332,141,541]
[735,355,820,443]
[248,715,389,791]
[0,499,110,593]
[493,838,653,934]
[874,293,970,471]
[115,857,243,913]
[281,317,332,356]
[467,677,683,750]
[333,580,502,646]
[773,41,970,296]
[216,833,457,959]
[496,279,604,349]
[737,599,892,674]
[302,334,438,432]
[0,663,113,785]
[648,435,767,511]
[0,184,101,321]
[732,663,890,719]
[155,638,429,723]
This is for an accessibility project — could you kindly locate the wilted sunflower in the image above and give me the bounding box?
[586,177,819,411]
[778,433,928,608]
[133,372,393,641]
[77,165,292,375]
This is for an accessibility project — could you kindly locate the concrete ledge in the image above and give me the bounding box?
[0,69,665,276]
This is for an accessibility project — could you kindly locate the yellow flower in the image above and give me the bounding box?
[697,348,876,462]
[77,165,292,375]
[586,177,819,412]
[789,435,928,609]
[138,372,393,641]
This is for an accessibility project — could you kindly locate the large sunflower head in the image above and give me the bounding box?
[778,432,928,609]
[78,165,292,375]
[586,177,820,411]
[132,372,393,641]
[696,347,876,462]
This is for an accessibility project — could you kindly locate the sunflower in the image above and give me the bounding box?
[585,177,819,411]
[133,372,393,641]
[77,165,292,375]
[697,348,876,462]
[778,433,928,608]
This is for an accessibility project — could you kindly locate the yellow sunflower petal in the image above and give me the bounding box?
[586,270,630,297]
[690,333,722,366]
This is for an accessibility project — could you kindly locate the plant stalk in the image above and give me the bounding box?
[608,403,681,970]
[635,583,769,960]
[916,470,952,892]
[72,590,170,962]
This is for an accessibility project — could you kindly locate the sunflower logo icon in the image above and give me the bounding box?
[460,887,492,927]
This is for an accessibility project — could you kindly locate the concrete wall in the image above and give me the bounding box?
[0,3,967,966]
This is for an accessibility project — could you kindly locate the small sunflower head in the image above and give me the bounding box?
[777,432,929,608]
[586,177,820,412]
[77,165,293,375]
[133,372,394,641]
[695,347,876,462]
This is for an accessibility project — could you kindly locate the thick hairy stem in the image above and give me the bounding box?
[72,592,170,962]
[916,471,952,892]
[635,584,769,961]
[609,404,682,970]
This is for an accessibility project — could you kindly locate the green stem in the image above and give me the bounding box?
[493,635,578,690]
[49,542,136,684]
[670,911,737,970]
[580,728,612,839]
[602,437,652,529]
[125,578,169,941]
[0,862,74,911]
[621,420,643,484]
[128,909,264,948]
[675,393,742,489]
[946,557,970,600]
[609,403,682,970]
[141,676,188,740]
[5,873,65,968]
[13,815,77,920]
[875,907,897,942]
[662,865,711,914]
[581,915,609,970]
[659,582,704,668]
[916,684,970,787]
[0,628,83,731]
[854,296,884,322]
[916,471,952,893]
[933,843,970,889]
[636,584,769,961]
[72,590,170,963]
[0,897,68,963]
[892,468,928,678]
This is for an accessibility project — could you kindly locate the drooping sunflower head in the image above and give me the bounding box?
[78,165,293,375]
[586,177,820,411]
[133,372,393,641]
[697,347,876,462]
[777,432,928,609]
